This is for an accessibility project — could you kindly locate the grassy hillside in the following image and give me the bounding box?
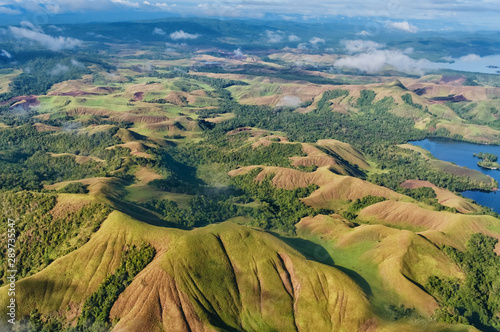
[0,211,479,332]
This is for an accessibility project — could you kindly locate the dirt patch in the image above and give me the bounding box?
[49,152,105,164]
[50,195,92,219]
[428,94,468,104]
[49,90,98,97]
[1,95,40,108]
[440,75,466,85]
[44,177,116,195]
[91,86,120,94]
[133,92,144,101]
[165,92,188,106]
[67,108,169,125]
[33,113,51,121]
[252,135,289,148]
[134,167,163,185]
[33,123,60,132]
[110,142,152,158]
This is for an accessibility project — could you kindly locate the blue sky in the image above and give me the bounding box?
[0,0,499,29]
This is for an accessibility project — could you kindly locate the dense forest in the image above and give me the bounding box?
[144,168,327,234]
[0,191,111,285]
[427,234,500,331]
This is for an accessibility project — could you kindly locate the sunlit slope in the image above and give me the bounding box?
[358,201,500,253]
[297,215,465,317]
[111,222,377,331]
[229,166,407,210]
[0,209,474,331]
[2,210,374,330]
[0,211,181,324]
[401,179,481,213]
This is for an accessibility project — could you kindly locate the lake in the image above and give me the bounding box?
[436,54,500,74]
[410,138,500,213]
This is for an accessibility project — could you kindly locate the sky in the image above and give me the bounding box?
[0,0,499,29]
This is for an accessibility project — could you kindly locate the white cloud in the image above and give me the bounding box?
[20,21,43,33]
[288,34,300,42]
[266,30,283,43]
[47,25,64,32]
[342,40,384,54]
[335,49,433,75]
[459,54,481,62]
[146,1,175,10]
[153,27,165,35]
[9,26,82,51]
[71,59,84,67]
[234,48,245,59]
[48,63,69,76]
[170,30,199,40]
[0,6,21,14]
[277,95,302,107]
[297,43,308,51]
[1,49,12,59]
[110,0,139,8]
[356,30,372,36]
[387,21,418,33]
[1,0,500,29]
[310,37,325,45]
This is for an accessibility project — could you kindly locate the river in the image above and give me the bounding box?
[410,138,500,213]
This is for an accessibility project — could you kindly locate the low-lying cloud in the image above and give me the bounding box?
[288,34,300,42]
[0,6,21,15]
[266,30,283,43]
[1,49,12,59]
[170,30,199,40]
[49,63,70,76]
[356,30,372,36]
[153,27,166,35]
[310,37,325,45]
[234,48,245,59]
[387,21,418,33]
[335,47,433,75]
[277,95,302,107]
[342,40,384,54]
[9,25,82,51]
[459,54,481,62]
[71,59,84,67]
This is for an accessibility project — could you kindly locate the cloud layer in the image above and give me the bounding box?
[153,27,166,35]
[335,41,433,75]
[387,21,418,33]
[170,30,199,40]
[2,0,499,28]
[9,25,82,51]
[342,40,384,54]
[1,49,12,59]
[266,30,283,43]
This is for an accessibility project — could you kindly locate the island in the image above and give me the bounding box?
[473,152,500,169]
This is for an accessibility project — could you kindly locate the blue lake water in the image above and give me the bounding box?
[436,54,500,74]
[410,139,500,213]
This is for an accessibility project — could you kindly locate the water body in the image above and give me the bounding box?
[410,138,500,213]
[437,54,500,74]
